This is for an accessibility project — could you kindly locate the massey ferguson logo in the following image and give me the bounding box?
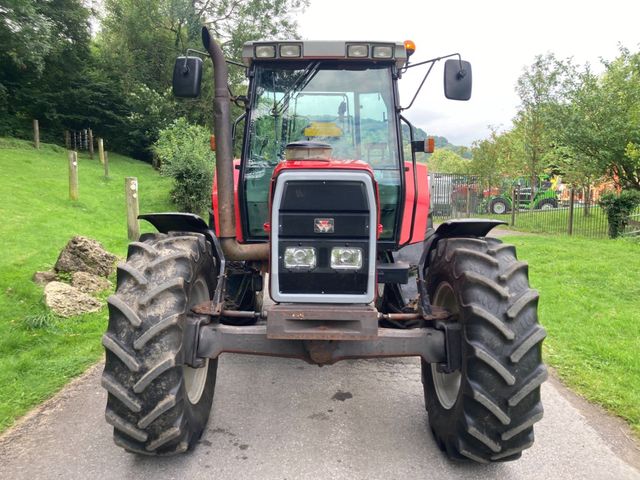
[314,218,334,233]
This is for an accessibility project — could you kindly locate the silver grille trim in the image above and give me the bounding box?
[270,170,377,304]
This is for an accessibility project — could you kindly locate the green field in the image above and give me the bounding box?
[0,138,173,431]
[509,235,640,435]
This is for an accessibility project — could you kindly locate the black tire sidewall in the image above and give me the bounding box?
[422,254,470,458]
[180,250,218,443]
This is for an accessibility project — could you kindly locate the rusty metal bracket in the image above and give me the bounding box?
[379,306,451,323]
[267,304,379,340]
[196,323,446,366]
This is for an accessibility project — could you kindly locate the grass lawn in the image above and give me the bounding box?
[508,235,640,436]
[0,138,173,432]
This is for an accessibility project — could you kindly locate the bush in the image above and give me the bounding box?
[599,190,640,238]
[154,118,215,213]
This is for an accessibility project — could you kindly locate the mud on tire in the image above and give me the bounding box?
[421,237,547,463]
[101,232,218,455]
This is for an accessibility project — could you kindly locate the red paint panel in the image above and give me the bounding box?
[399,161,430,245]
[272,159,375,176]
[212,159,244,242]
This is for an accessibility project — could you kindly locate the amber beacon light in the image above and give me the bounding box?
[404,39,416,56]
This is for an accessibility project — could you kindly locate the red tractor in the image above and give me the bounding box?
[101,28,546,463]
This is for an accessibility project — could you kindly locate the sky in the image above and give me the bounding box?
[298,0,640,146]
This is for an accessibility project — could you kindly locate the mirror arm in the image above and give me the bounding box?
[400,61,436,112]
[399,52,465,112]
[225,59,246,69]
[183,48,246,70]
[402,52,463,72]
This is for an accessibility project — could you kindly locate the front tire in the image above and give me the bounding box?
[101,232,218,455]
[421,237,547,463]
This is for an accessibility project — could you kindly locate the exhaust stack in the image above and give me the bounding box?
[203,28,269,261]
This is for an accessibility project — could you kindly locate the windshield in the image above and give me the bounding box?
[243,62,401,240]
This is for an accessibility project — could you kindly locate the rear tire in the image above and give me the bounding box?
[421,237,546,463]
[101,232,218,455]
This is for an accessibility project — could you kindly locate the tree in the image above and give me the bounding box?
[470,127,525,188]
[543,48,640,191]
[514,53,573,192]
[0,0,94,140]
[427,149,471,174]
[0,0,53,73]
[599,49,640,189]
[94,0,309,158]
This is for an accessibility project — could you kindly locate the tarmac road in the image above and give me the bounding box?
[0,358,639,480]
[1,231,639,479]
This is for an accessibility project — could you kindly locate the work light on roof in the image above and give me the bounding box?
[279,44,302,58]
[255,45,276,58]
[347,44,369,58]
[372,45,394,59]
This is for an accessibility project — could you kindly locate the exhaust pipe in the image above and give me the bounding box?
[203,28,269,261]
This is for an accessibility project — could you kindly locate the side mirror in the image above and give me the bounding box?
[444,59,472,101]
[172,56,203,98]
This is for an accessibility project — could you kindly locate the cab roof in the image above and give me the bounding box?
[242,40,408,69]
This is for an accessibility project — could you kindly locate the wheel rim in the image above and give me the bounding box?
[183,277,210,404]
[493,202,506,214]
[430,282,461,410]
[540,202,553,210]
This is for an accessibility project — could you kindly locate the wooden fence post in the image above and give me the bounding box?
[568,188,575,236]
[33,119,40,149]
[64,130,71,149]
[98,138,105,165]
[68,150,78,200]
[88,129,94,159]
[104,151,109,178]
[126,177,140,240]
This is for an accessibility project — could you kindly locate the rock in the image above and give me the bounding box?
[54,236,117,277]
[44,281,103,318]
[71,271,112,294]
[33,270,57,286]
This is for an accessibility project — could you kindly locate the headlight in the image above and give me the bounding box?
[331,247,363,270]
[255,45,276,58]
[279,44,301,58]
[372,45,394,59]
[284,247,316,269]
[347,44,369,58]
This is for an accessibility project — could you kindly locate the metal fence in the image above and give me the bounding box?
[64,129,94,152]
[428,173,640,238]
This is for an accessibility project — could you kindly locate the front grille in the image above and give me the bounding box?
[270,170,377,303]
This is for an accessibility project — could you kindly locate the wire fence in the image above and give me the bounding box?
[64,129,94,152]
[428,173,640,238]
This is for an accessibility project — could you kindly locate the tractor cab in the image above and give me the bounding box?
[238,41,408,244]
